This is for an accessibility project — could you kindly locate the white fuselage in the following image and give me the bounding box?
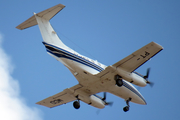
[16,3,163,110]
[43,42,147,105]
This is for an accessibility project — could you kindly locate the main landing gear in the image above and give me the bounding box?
[73,100,80,109]
[73,95,80,109]
[123,98,131,112]
[114,75,123,87]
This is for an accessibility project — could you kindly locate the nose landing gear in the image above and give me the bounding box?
[123,106,129,112]
[123,98,131,112]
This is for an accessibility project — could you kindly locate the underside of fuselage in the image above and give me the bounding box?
[43,42,105,74]
[44,42,147,106]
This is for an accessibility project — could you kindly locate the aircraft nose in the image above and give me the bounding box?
[137,94,147,105]
[141,99,147,105]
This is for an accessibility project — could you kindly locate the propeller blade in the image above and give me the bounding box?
[144,68,155,87]
[102,92,106,101]
[102,92,114,106]
[106,102,113,106]
[149,81,154,87]
[144,68,150,79]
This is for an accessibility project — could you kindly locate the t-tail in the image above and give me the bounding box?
[16,4,107,75]
[16,4,73,52]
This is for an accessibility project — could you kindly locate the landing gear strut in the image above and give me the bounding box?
[114,75,123,87]
[123,98,131,112]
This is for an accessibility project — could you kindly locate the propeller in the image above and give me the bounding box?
[102,92,113,106]
[96,92,113,115]
[143,68,154,87]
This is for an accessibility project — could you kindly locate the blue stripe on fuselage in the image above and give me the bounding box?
[43,42,146,104]
[42,42,104,72]
[122,80,147,104]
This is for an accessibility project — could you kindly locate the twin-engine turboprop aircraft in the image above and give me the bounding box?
[16,4,163,112]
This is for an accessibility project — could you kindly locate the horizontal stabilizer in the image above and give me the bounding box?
[16,4,65,30]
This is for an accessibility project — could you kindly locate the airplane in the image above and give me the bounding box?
[16,4,163,112]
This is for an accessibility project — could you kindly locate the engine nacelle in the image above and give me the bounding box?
[129,73,147,87]
[117,68,147,87]
[89,95,105,109]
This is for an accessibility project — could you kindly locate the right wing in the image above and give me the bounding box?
[95,42,163,79]
[112,42,163,72]
[36,84,83,108]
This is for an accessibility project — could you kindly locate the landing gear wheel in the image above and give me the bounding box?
[123,106,129,112]
[123,98,131,112]
[116,79,123,87]
[114,75,123,87]
[73,101,80,109]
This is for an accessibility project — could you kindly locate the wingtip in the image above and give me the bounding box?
[151,41,164,50]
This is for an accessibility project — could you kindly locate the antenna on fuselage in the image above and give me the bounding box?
[53,26,98,60]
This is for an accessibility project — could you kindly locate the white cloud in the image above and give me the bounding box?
[0,33,43,120]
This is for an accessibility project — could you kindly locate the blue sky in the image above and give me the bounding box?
[0,0,180,120]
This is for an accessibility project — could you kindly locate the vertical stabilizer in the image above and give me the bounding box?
[34,14,69,50]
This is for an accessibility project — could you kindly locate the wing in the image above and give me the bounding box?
[36,84,83,108]
[112,42,163,72]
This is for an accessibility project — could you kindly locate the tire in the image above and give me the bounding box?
[73,101,80,109]
[123,106,129,112]
[116,79,123,87]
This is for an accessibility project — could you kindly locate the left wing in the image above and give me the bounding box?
[36,84,83,108]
